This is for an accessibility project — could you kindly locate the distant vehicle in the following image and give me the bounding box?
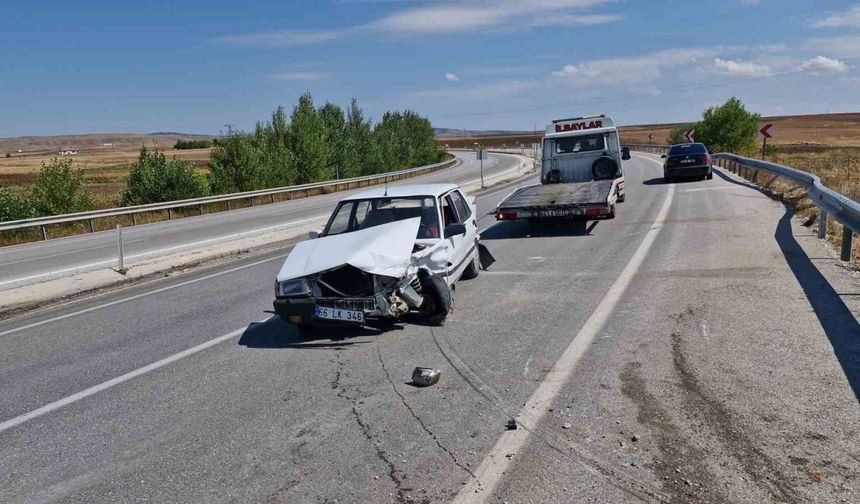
[495,114,628,222]
[662,143,713,182]
[273,183,491,330]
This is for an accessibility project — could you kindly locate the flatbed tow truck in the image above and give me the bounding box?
[496,114,630,222]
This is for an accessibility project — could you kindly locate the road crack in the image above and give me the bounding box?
[332,350,409,503]
[375,340,478,481]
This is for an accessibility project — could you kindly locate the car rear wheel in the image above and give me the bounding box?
[706,171,713,180]
[461,251,480,280]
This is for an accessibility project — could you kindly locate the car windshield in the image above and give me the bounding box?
[324,196,440,238]
[669,144,707,155]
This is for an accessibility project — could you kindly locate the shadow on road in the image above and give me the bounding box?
[643,176,706,185]
[238,317,385,349]
[481,219,597,240]
[775,210,860,404]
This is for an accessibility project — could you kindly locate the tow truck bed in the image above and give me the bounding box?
[496,180,616,220]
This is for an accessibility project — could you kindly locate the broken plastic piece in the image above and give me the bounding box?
[505,419,518,431]
[412,367,440,387]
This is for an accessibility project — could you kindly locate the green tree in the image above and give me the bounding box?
[695,97,760,154]
[0,187,34,222]
[319,102,346,179]
[209,127,271,193]
[289,93,330,184]
[667,123,699,145]
[30,157,93,216]
[122,147,210,205]
[343,98,375,176]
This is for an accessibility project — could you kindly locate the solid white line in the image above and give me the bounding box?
[0,254,285,338]
[453,182,676,503]
[0,321,269,434]
[0,215,326,287]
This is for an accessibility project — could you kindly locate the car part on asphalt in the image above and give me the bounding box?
[412,367,441,387]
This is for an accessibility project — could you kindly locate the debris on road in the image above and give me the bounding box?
[505,419,518,430]
[562,422,572,429]
[412,367,440,387]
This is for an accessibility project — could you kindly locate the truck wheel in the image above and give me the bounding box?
[607,204,616,219]
[461,251,480,280]
[617,193,626,203]
[420,274,452,326]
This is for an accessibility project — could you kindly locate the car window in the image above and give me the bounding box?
[324,197,440,239]
[449,190,471,220]
[441,195,459,226]
[669,144,706,155]
[555,135,605,154]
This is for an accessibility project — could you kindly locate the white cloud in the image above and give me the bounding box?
[445,73,459,81]
[740,0,762,6]
[811,4,860,28]
[800,56,849,74]
[270,72,328,81]
[221,0,619,46]
[410,80,539,100]
[218,30,341,47]
[712,58,772,77]
[552,47,722,87]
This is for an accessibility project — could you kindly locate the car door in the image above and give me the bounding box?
[444,190,477,279]
[440,192,469,280]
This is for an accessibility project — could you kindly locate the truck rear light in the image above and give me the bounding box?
[497,211,518,220]
[585,206,607,217]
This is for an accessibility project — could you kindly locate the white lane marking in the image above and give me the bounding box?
[0,215,326,288]
[0,254,285,338]
[454,182,676,503]
[0,320,269,434]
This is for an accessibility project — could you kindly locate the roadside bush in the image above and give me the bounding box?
[695,97,760,154]
[174,139,213,150]
[29,157,93,216]
[122,147,210,205]
[0,186,34,222]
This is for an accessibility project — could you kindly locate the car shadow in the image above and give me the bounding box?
[774,209,860,404]
[643,177,705,185]
[238,316,391,349]
[481,219,598,240]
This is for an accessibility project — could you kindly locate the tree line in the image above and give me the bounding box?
[666,97,761,154]
[1,93,443,222]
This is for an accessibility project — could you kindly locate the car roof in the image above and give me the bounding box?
[340,183,459,201]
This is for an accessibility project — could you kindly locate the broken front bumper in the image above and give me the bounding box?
[273,296,390,325]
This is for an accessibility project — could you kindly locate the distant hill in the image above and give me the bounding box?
[435,128,531,138]
[0,132,216,154]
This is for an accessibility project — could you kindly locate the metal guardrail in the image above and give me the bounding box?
[0,157,459,239]
[625,144,860,262]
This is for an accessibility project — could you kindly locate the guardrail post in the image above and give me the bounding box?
[819,211,828,238]
[40,225,47,241]
[116,224,125,273]
[89,219,95,233]
[270,194,275,204]
[842,227,853,261]
[167,208,173,220]
[250,196,255,207]
[751,169,758,183]
[131,213,137,226]
[199,204,204,216]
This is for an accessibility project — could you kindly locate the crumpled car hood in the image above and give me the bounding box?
[276,217,421,282]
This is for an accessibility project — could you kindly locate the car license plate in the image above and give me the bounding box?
[314,306,364,323]
[680,159,696,164]
[537,208,584,218]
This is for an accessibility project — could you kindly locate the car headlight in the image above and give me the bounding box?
[276,278,311,297]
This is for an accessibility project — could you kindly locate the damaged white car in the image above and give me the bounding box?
[273,183,493,329]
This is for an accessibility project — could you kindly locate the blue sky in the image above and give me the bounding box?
[2,0,860,137]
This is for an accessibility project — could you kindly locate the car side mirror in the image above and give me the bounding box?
[661,154,667,159]
[621,147,631,160]
[308,230,321,239]
[445,223,467,237]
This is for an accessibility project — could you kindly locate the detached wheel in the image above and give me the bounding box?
[461,251,480,280]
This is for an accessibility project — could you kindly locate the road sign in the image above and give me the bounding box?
[759,123,774,139]
[648,133,653,143]
[685,129,695,143]
[477,148,488,160]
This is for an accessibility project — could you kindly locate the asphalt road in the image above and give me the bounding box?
[0,150,523,289]
[1,153,859,503]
